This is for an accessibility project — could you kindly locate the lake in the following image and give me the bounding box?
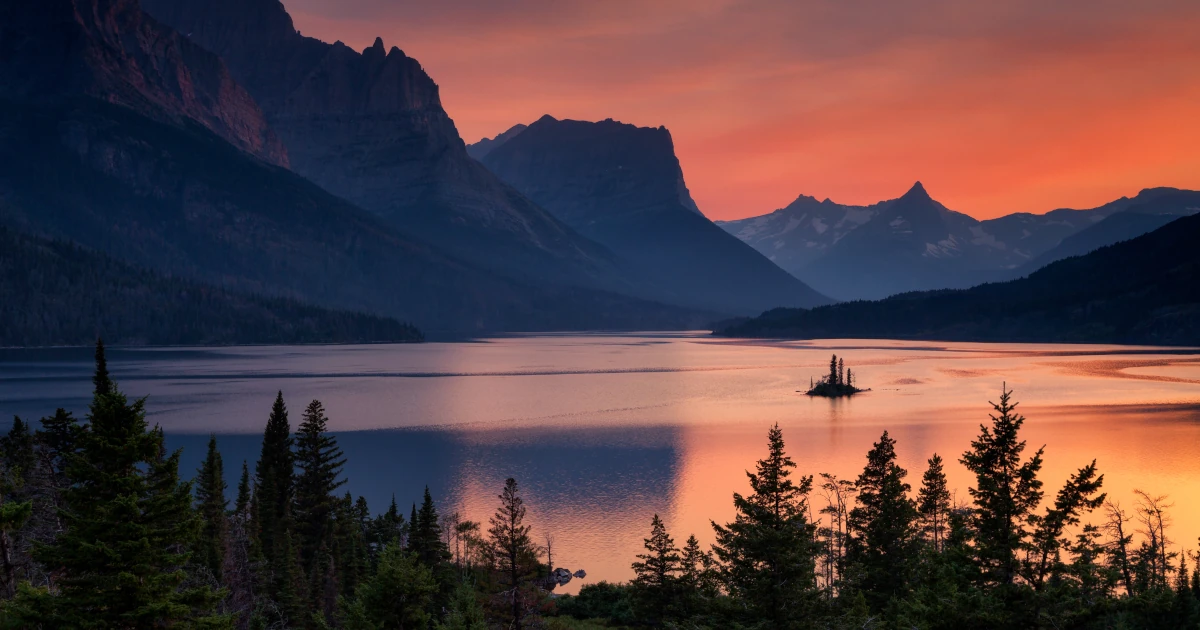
[3,334,1200,593]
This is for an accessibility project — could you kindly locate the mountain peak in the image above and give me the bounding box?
[904,181,931,199]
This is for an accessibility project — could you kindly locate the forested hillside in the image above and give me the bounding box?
[0,228,423,346]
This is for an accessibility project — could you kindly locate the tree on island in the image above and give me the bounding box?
[807,354,866,397]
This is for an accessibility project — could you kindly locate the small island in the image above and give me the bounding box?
[805,354,867,397]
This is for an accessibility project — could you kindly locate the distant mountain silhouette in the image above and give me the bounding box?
[467,123,528,160]
[0,227,423,346]
[0,0,712,337]
[720,184,1200,301]
[718,213,1200,346]
[475,116,830,314]
[142,0,639,293]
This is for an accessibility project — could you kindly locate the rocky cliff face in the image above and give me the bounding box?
[0,0,288,167]
[142,0,627,291]
[478,116,830,314]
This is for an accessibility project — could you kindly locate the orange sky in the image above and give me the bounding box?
[283,0,1200,221]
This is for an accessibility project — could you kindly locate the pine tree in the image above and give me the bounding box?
[917,454,952,552]
[36,408,80,478]
[17,340,224,626]
[334,492,368,599]
[488,477,538,630]
[235,460,252,516]
[960,385,1044,587]
[847,430,919,609]
[292,399,347,622]
[838,358,845,386]
[0,418,35,480]
[829,355,839,385]
[631,514,681,624]
[195,434,229,580]
[253,391,295,578]
[711,423,818,627]
[338,543,436,630]
[409,486,448,568]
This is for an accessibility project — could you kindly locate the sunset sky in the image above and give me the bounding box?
[283,0,1200,221]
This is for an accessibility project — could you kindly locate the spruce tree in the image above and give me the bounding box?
[235,460,252,516]
[195,434,229,580]
[409,486,449,567]
[339,543,436,630]
[488,477,538,630]
[253,391,295,575]
[1,418,35,480]
[711,423,818,627]
[631,514,681,624]
[20,340,224,626]
[829,355,839,385]
[36,408,80,477]
[846,430,919,609]
[290,399,346,625]
[917,454,952,552]
[838,358,845,386]
[960,385,1044,587]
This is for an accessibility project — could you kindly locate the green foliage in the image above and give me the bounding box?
[409,486,449,568]
[846,430,919,609]
[0,227,424,347]
[488,477,541,629]
[438,579,488,630]
[631,514,681,623]
[555,582,637,626]
[195,434,228,580]
[917,453,952,552]
[338,544,436,630]
[10,341,225,627]
[711,423,819,627]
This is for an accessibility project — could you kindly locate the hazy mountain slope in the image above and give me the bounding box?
[716,194,885,274]
[467,123,528,160]
[718,213,1200,346]
[0,0,287,167]
[141,0,633,292]
[478,116,830,314]
[0,0,711,335]
[0,226,423,346]
[1009,188,1200,277]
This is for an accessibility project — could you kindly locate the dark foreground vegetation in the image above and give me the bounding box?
[2,343,1199,629]
[805,355,865,397]
[0,227,424,346]
[719,212,1200,345]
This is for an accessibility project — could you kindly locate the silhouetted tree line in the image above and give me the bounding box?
[806,355,863,398]
[0,227,424,346]
[3,343,1199,629]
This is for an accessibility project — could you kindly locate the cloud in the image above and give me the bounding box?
[283,0,1200,219]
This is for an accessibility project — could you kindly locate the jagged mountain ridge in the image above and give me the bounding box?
[474,116,830,314]
[0,0,712,337]
[142,0,635,292]
[720,183,1200,301]
[718,212,1200,346]
[467,123,528,160]
[0,0,288,167]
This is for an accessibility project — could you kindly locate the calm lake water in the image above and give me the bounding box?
[3,334,1200,593]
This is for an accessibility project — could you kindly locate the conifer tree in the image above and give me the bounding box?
[36,408,80,478]
[838,358,845,386]
[488,477,538,630]
[293,399,347,622]
[441,579,488,630]
[1,418,35,480]
[917,454,952,552]
[18,340,224,626]
[847,430,919,608]
[830,355,839,385]
[339,543,436,630]
[631,514,681,623]
[960,385,1044,587]
[195,434,229,580]
[409,486,448,567]
[253,391,295,576]
[235,460,252,516]
[712,423,818,627]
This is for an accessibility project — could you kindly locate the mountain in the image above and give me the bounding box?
[467,123,527,160]
[0,0,288,167]
[718,213,1200,346]
[716,194,886,272]
[1008,188,1200,278]
[140,0,633,291]
[0,227,423,346]
[721,184,1200,301]
[0,0,710,337]
[474,116,830,314]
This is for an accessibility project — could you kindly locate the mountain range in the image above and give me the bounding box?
[469,116,829,314]
[0,0,714,341]
[718,212,1200,345]
[719,183,1200,301]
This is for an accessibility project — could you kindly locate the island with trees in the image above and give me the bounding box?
[805,354,866,397]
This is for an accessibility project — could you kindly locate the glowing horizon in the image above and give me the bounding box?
[282,0,1200,221]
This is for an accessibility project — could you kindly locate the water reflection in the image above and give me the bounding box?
[3,336,1200,593]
